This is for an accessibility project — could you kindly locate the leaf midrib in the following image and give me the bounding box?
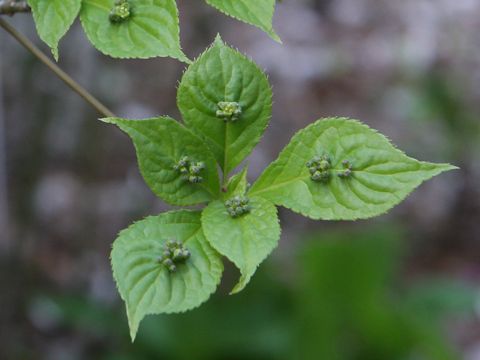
[121,122,218,198]
[249,167,437,197]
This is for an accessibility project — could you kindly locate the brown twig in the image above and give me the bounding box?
[0,18,115,118]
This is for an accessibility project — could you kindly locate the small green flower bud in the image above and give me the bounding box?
[338,159,353,179]
[338,169,352,178]
[311,170,330,182]
[172,248,190,262]
[162,258,173,266]
[190,162,205,175]
[172,248,182,258]
[216,101,242,122]
[174,156,205,184]
[225,195,251,218]
[160,239,191,273]
[109,0,132,23]
[178,156,189,167]
[162,258,176,273]
[319,160,330,171]
[307,155,332,183]
[188,175,201,183]
[168,265,177,273]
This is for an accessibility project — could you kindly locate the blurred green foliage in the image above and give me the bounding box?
[34,226,475,360]
[294,229,473,360]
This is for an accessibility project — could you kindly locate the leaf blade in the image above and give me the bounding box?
[111,210,224,340]
[27,0,82,60]
[249,117,456,220]
[205,0,280,42]
[103,116,220,206]
[202,196,280,294]
[80,0,188,61]
[178,37,272,175]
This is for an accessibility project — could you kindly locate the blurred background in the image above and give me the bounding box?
[1,0,480,359]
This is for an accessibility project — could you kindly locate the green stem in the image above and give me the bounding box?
[0,18,115,118]
[222,122,229,188]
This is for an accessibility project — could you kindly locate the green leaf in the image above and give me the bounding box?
[178,37,272,175]
[202,196,280,294]
[111,210,224,340]
[205,0,280,42]
[249,117,456,220]
[224,167,248,199]
[102,116,220,206]
[27,0,81,60]
[80,0,188,61]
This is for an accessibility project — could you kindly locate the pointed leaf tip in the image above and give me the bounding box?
[214,33,224,45]
[205,0,278,42]
[104,116,220,206]
[178,39,272,175]
[202,196,280,294]
[27,0,81,60]
[249,117,457,220]
[111,211,223,341]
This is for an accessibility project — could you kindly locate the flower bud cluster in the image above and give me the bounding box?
[158,240,191,273]
[216,101,242,122]
[109,0,131,23]
[307,155,331,183]
[338,160,353,179]
[173,156,205,184]
[225,196,251,218]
